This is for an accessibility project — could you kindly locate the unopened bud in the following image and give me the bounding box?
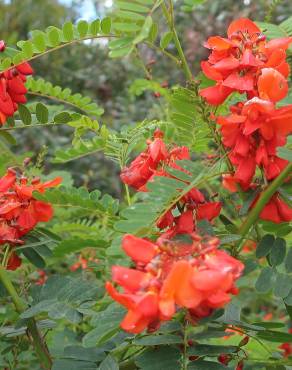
[239,336,249,347]
[218,354,231,365]
[0,40,5,52]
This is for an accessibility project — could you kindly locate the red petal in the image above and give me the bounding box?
[8,77,27,94]
[16,62,34,75]
[227,18,260,38]
[122,234,157,264]
[196,202,221,221]
[258,68,288,102]
[199,84,233,105]
[205,36,234,51]
[222,72,254,91]
[112,266,147,292]
[32,201,53,222]
[0,169,16,192]
[201,61,223,80]
[7,252,22,271]
[175,209,194,234]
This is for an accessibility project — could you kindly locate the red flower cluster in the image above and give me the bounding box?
[200,19,292,224]
[0,40,33,125]
[121,129,221,235]
[106,234,244,333]
[199,18,292,105]
[0,168,61,269]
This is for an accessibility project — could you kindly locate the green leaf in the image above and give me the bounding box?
[89,19,101,35]
[62,345,105,362]
[255,267,275,293]
[22,247,46,269]
[101,17,112,34]
[77,20,89,37]
[160,31,173,49]
[18,104,32,125]
[54,112,72,123]
[52,359,97,370]
[284,289,292,305]
[21,275,100,323]
[35,102,49,124]
[135,347,181,370]
[274,272,292,298]
[48,27,61,47]
[270,238,286,267]
[0,131,16,145]
[113,23,141,32]
[134,334,182,346]
[99,355,119,370]
[187,344,238,356]
[62,22,75,41]
[32,32,46,52]
[256,234,274,258]
[116,1,149,13]
[257,330,292,343]
[188,360,230,369]
[133,16,153,45]
[285,248,292,273]
[82,304,125,347]
[21,41,34,58]
[54,238,106,257]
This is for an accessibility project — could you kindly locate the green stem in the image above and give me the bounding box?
[0,266,52,369]
[161,1,193,81]
[125,185,131,206]
[238,162,292,246]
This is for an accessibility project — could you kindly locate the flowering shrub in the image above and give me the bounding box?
[0,4,291,370]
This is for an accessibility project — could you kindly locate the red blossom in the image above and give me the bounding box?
[0,169,61,269]
[199,18,292,105]
[0,52,33,125]
[106,234,244,333]
[258,192,292,223]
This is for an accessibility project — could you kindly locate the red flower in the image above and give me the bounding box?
[0,169,61,269]
[259,193,292,223]
[199,18,292,105]
[120,130,169,190]
[196,202,221,221]
[0,55,33,125]
[106,234,244,333]
[217,98,292,185]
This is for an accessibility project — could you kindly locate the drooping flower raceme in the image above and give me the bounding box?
[0,40,33,125]
[200,18,292,224]
[106,234,244,333]
[0,168,61,269]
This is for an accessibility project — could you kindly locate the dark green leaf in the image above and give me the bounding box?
[135,347,181,370]
[270,238,286,267]
[187,344,237,356]
[285,248,292,273]
[255,267,275,293]
[256,234,274,258]
[274,272,292,298]
[134,334,182,346]
[22,247,46,269]
[35,102,49,124]
[18,104,32,125]
[99,355,119,370]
